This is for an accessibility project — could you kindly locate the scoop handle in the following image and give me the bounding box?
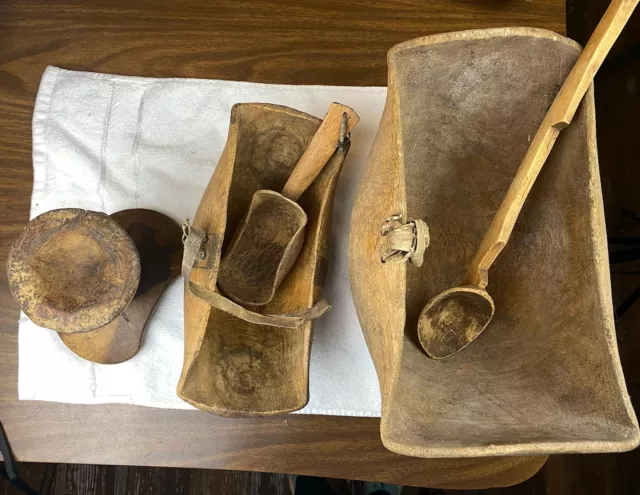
[281,103,359,201]
[464,0,638,289]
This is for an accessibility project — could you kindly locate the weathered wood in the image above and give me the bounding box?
[217,189,309,306]
[179,103,349,416]
[348,27,639,458]
[7,209,140,334]
[6,208,181,364]
[0,0,565,486]
[60,209,183,364]
[218,103,358,306]
[418,0,640,360]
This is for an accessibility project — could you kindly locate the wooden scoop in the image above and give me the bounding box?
[218,103,359,306]
[418,0,639,359]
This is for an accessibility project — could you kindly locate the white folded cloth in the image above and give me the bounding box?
[18,66,386,416]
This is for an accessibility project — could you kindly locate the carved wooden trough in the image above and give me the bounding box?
[179,103,349,416]
[348,28,640,457]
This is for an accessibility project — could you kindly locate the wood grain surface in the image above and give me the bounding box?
[180,103,350,417]
[0,0,564,487]
[281,103,359,201]
[349,23,639,460]
[6,209,141,334]
[60,209,183,364]
[419,0,639,359]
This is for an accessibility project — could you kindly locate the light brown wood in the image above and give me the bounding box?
[349,27,639,458]
[282,104,359,201]
[7,209,140,334]
[179,103,350,417]
[60,209,183,364]
[218,103,358,307]
[418,0,640,360]
[0,0,566,486]
[470,0,639,287]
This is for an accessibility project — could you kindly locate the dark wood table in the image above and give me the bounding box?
[0,0,565,489]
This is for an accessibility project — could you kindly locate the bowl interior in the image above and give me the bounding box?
[384,30,639,455]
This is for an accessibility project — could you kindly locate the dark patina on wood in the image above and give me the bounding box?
[7,209,140,334]
[218,103,358,307]
[8,208,182,364]
[60,209,183,364]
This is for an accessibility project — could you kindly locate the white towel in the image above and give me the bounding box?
[18,66,386,416]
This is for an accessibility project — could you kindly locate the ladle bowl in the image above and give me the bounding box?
[417,286,495,359]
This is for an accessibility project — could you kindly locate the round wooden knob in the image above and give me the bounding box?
[7,208,141,333]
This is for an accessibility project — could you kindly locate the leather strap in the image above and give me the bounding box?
[181,219,208,278]
[379,215,430,267]
[189,281,330,328]
[182,220,330,328]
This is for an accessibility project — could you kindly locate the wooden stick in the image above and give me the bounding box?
[281,103,359,201]
[464,0,639,288]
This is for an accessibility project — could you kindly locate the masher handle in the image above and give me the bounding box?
[464,0,638,288]
[281,103,359,201]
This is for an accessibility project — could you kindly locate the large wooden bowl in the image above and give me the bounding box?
[349,28,640,458]
[178,103,346,416]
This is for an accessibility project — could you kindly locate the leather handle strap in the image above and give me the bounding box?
[182,220,330,328]
[189,281,330,328]
[379,215,430,267]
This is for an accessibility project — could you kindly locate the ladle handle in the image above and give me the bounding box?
[464,0,638,289]
[281,103,359,201]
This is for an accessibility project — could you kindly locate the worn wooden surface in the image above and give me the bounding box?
[281,104,359,201]
[217,104,357,307]
[7,209,140,334]
[349,27,638,458]
[60,209,183,364]
[180,103,348,416]
[418,0,639,360]
[0,0,565,487]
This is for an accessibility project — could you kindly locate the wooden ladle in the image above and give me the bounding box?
[218,103,359,306]
[418,0,639,359]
